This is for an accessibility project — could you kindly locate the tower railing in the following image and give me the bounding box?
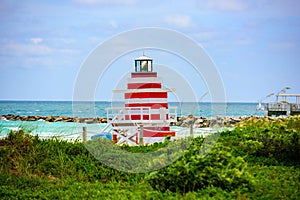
[106,106,177,124]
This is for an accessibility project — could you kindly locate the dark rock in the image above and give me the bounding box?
[101,118,107,123]
[85,118,97,124]
[54,117,63,122]
[194,118,204,125]
[46,116,55,122]
[27,116,36,121]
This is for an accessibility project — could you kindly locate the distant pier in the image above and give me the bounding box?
[265,94,300,116]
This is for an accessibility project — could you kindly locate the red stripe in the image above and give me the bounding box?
[131,72,157,78]
[124,114,169,120]
[150,114,169,120]
[127,83,161,89]
[143,126,170,131]
[125,103,168,108]
[143,129,175,137]
[125,115,149,120]
[125,92,167,99]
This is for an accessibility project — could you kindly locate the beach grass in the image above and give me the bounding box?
[0,116,299,199]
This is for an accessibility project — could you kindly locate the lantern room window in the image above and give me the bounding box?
[135,55,153,72]
[135,60,141,72]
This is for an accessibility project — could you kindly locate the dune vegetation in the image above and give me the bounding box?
[0,116,299,199]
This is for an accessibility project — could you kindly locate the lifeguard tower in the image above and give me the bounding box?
[102,55,177,145]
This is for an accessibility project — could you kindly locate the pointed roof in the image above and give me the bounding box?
[135,55,152,61]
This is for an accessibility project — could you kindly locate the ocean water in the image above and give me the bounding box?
[0,101,263,118]
[0,101,264,139]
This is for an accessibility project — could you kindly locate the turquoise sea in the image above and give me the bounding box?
[0,101,265,140]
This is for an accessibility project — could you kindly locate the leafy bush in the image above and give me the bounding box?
[221,116,300,164]
[0,130,40,175]
[146,137,254,193]
[84,136,191,173]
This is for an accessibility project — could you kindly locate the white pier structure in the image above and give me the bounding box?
[265,94,300,116]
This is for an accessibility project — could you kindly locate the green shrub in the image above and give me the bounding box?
[221,116,300,164]
[146,137,254,193]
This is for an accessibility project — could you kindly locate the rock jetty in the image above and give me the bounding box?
[0,114,108,124]
[170,115,246,128]
[0,114,271,128]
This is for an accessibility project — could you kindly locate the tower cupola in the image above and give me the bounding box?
[134,55,153,72]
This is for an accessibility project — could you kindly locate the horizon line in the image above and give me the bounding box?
[0,99,262,104]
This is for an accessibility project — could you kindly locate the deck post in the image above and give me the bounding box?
[83,126,87,142]
[188,115,195,138]
[190,123,194,138]
[139,125,144,145]
[287,103,291,116]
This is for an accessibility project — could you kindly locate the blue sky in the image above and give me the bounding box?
[0,0,299,102]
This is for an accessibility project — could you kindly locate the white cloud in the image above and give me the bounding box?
[251,0,300,17]
[88,36,103,43]
[23,57,55,69]
[3,43,53,56]
[164,15,194,28]
[75,0,137,5]
[109,20,118,29]
[235,38,253,45]
[49,38,75,44]
[30,38,76,46]
[30,37,43,44]
[194,32,218,41]
[1,41,78,56]
[205,0,247,11]
[269,42,295,51]
[198,0,300,16]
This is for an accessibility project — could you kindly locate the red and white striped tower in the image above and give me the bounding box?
[107,55,177,145]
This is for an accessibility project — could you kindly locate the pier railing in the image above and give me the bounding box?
[265,102,300,115]
[265,103,289,111]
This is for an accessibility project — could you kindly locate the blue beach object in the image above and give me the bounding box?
[91,132,112,140]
